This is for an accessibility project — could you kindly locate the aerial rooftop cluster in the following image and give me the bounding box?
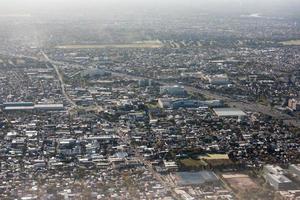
[0,9,300,200]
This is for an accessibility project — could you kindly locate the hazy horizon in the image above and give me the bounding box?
[1,0,300,19]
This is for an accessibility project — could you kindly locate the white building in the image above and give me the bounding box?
[288,99,300,111]
[213,108,246,119]
[289,164,300,177]
[160,85,187,96]
[208,74,229,85]
[264,165,293,190]
[265,173,293,190]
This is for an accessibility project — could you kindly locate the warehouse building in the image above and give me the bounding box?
[264,165,293,190]
[2,102,64,112]
[172,171,219,186]
[213,108,246,119]
[289,164,300,177]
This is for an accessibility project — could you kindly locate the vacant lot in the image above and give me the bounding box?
[222,173,259,192]
[56,40,163,49]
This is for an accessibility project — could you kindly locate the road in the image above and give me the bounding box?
[116,130,181,199]
[41,51,77,108]
[135,154,181,200]
[4,51,299,127]
[4,51,104,112]
[110,70,300,128]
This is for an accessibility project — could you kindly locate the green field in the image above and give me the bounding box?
[280,40,300,46]
[56,40,163,49]
[180,159,208,168]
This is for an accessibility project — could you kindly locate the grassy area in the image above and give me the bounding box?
[180,158,208,168]
[56,40,163,49]
[146,103,160,109]
[280,40,300,46]
[197,154,233,167]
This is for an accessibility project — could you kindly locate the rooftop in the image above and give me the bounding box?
[213,108,246,117]
[175,171,219,186]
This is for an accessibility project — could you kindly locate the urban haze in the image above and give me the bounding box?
[0,0,300,199]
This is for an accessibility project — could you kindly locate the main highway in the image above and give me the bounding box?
[108,70,300,128]
[3,51,299,127]
[40,51,77,108]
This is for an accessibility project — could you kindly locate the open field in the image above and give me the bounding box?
[222,173,259,192]
[280,40,300,46]
[56,40,163,49]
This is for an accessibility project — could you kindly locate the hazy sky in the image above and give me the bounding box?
[1,0,299,18]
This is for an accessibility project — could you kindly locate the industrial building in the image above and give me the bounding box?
[213,108,246,118]
[289,164,300,177]
[2,102,34,107]
[288,99,300,111]
[265,173,293,190]
[138,79,153,87]
[34,104,64,111]
[263,165,293,190]
[264,165,286,175]
[172,171,219,186]
[207,74,229,85]
[2,102,64,112]
[80,68,111,78]
[158,98,223,109]
[160,85,187,97]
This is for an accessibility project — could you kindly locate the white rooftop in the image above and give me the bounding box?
[213,108,246,117]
